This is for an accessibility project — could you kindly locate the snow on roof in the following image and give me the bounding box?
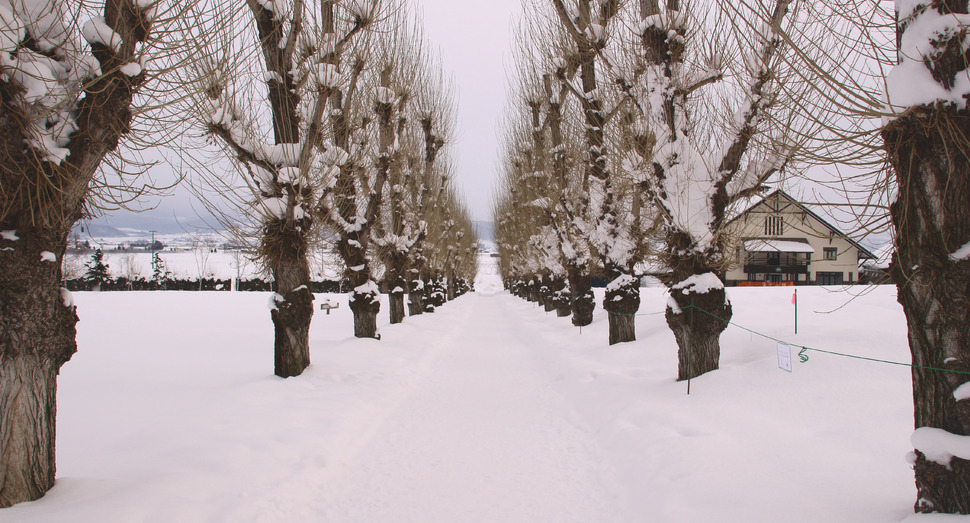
[724,191,767,223]
[862,242,893,270]
[744,238,815,253]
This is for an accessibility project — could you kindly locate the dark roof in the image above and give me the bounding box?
[727,189,877,260]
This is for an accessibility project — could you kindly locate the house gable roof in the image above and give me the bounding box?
[727,189,877,260]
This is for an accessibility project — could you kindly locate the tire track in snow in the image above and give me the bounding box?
[316,292,627,522]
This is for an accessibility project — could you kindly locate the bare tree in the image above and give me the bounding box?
[625,0,801,379]
[404,82,453,316]
[497,1,656,343]
[316,8,421,338]
[372,43,456,324]
[191,236,214,288]
[499,9,600,326]
[0,0,180,507]
[61,251,86,281]
[545,0,656,344]
[191,0,381,370]
[118,252,142,282]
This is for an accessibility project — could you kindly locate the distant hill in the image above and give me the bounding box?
[73,212,222,239]
[77,211,494,245]
[74,222,128,238]
[472,221,493,242]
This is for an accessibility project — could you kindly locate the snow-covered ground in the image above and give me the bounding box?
[2,260,946,521]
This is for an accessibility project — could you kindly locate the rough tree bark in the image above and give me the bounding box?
[0,230,77,507]
[604,270,640,345]
[552,277,572,317]
[884,105,970,513]
[340,229,381,339]
[660,229,733,381]
[408,267,425,316]
[665,286,732,381]
[543,276,556,312]
[0,0,151,506]
[567,264,595,327]
[267,219,313,377]
[386,252,408,324]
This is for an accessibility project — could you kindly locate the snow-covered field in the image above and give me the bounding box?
[2,260,946,522]
[62,248,342,282]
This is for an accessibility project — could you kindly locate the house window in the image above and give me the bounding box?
[765,215,784,236]
[823,247,837,260]
[817,272,843,285]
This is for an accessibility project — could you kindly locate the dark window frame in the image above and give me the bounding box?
[817,272,843,285]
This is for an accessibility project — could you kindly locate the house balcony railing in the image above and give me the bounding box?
[743,253,810,275]
[743,264,809,275]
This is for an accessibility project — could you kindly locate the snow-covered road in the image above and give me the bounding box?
[317,291,627,521]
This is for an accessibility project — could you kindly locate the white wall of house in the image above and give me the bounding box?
[724,192,863,285]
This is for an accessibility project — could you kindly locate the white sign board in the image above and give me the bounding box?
[777,343,792,373]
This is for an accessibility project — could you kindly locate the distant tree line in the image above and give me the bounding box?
[61,276,357,293]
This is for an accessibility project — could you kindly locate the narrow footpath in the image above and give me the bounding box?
[317,290,629,522]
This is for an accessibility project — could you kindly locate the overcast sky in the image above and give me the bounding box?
[419,0,523,221]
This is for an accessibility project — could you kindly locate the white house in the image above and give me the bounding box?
[723,189,875,286]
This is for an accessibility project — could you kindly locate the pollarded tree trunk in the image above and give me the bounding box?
[555,278,572,318]
[0,0,152,506]
[267,219,313,378]
[338,232,380,339]
[884,105,970,514]
[0,227,78,508]
[0,353,57,508]
[535,277,545,306]
[408,268,424,316]
[539,273,555,311]
[428,276,446,309]
[341,275,381,340]
[386,253,408,324]
[388,286,406,324]
[665,286,732,381]
[567,265,594,327]
[350,291,380,338]
[548,276,570,317]
[604,273,640,345]
[525,276,536,303]
[544,297,555,312]
[422,274,435,312]
[607,312,636,344]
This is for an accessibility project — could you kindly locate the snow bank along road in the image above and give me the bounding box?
[5,282,915,522]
